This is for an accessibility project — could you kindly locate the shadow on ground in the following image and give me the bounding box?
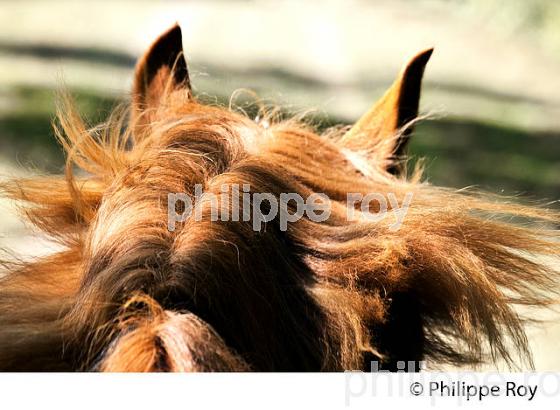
[411,120,560,200]
[1,40,557,108]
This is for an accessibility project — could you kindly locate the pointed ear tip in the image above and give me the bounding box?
[414,48,434,63]
[170,22,182,34]
[144,24,183,51]
[401,48,433,74]
[161,23,183,41]
[423,47,434,58]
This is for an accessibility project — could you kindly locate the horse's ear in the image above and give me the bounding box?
[342,48,433,175]
[132,24,191,120]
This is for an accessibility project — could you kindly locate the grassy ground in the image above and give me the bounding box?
[411,120,560,200]
[0,86,116,172]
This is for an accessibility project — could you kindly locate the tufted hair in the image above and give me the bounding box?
[0,25,559,371]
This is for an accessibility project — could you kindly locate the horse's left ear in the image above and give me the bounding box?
[342,48,433,175]
[132,24,191,121]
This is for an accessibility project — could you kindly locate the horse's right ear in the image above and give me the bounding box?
[132,24,191,121]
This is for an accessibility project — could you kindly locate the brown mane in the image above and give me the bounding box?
[0,25,559,372]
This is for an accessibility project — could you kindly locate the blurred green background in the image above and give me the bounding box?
[1,0,559,200]
[0,0,559,370]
